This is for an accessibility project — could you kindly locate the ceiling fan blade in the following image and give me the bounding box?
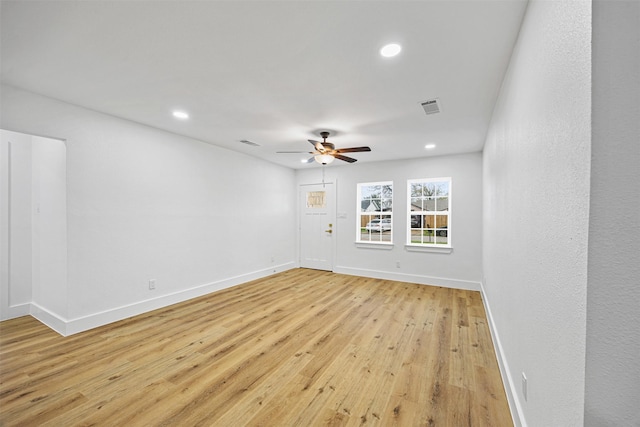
[333,154,358,163]
[334,146,371,153]
[308,139,325,153]
[276,151,314,153]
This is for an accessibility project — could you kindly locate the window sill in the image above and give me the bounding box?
[404,244,453,254]
[355,242,394,250]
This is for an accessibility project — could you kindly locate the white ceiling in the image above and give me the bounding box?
[1,0,527,169]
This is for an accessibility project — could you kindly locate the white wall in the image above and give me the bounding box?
[0,130,34,318]
[31,135,68,319]
[297,152,483,290]
[585,1,640,425]
[1,84,297,335]
[482,0,592,425]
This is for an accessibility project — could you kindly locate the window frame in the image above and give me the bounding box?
[356,181,393,245]
[406,177,452,249]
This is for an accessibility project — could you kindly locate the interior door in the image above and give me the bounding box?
[299,183,335,271]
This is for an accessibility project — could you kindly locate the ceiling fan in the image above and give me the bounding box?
[278,131,371,164]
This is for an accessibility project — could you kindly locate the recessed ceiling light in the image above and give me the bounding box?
[172,110,189,120]
[425,144,436,149]
[380,43,402,58]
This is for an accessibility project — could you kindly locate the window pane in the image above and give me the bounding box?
[424,183,436,196]
[423,229,435,244]
[435,181,450,196]
[370,186,381,199]
[361,185,378,200]
[424,197,436,212]
[410,183,422,197]
[410,215,421,228]
[435,215,448,244]
[360,214,372,242]
[436,196,449,211]
[381,198,392,211]
[424,215,435,229]
[437,233,448,245]
[410,198,422,211]
[361,199,380,212]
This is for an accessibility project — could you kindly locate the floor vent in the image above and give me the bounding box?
[420,98,441,115]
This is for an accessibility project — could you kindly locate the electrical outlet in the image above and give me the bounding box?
[522,372,528,401]
[149,279,156,290]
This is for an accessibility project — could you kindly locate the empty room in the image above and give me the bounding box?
[1,0,638,426]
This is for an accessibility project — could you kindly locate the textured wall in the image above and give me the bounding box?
[482,0,592,425]
[585,1,640,425]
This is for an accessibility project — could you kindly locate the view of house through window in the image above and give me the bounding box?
[357,181,393,243]
[408,178,451,246]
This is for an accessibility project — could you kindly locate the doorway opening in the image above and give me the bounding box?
[0,129,67,321]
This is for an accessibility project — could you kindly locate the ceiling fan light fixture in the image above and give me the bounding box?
[277,130,369,165]
[315,154,335,165]
[380,43,402,58]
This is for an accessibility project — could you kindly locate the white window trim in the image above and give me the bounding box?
[356,180,393,245]
[356,242,395,250]
[406,177,452,249]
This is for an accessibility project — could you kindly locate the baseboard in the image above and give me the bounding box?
[480,281,527,427]
[333,266,481,291]
[30,262,296,337]
[30,302,68,335]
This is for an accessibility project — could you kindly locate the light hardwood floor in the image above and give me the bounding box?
[0,269,512,426]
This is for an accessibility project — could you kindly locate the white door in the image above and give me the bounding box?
[299,183,335,271]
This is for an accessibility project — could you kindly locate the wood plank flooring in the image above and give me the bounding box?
[0,269,512,426]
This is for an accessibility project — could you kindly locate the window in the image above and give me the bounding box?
[357,181,393,244]
[407,178,451,247]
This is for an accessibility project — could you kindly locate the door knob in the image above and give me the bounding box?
[325,229,333,233]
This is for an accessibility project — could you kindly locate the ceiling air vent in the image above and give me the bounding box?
[240,139,261,147]
[420,98,441,115]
